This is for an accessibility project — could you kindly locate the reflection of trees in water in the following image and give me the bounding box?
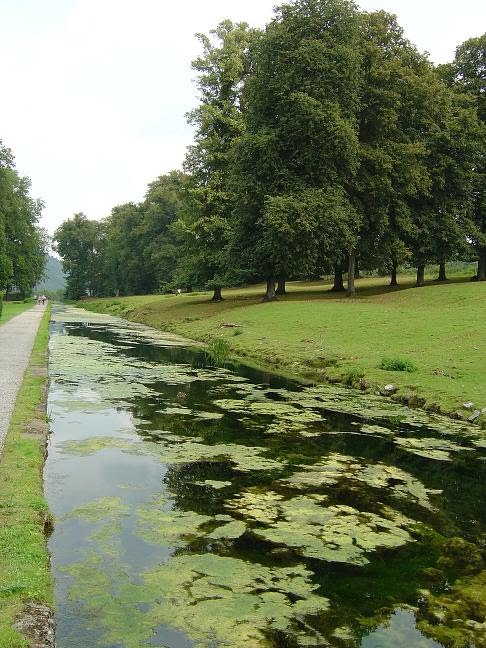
[163,460,236,516]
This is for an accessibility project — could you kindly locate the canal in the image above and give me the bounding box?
[44,306,486,647]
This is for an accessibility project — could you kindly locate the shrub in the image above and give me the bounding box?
[380,357,417,373]
[206,338,231,366]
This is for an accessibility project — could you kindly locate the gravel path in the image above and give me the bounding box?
[0,303,46,456]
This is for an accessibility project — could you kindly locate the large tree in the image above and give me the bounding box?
[0,141,46,297]
[352,11,429,290]
[54,213,104,299]
[177,20,257,301]
[232,0,362,300]
[451,34,486,279]
[102,172,190,296]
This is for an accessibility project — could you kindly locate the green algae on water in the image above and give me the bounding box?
[143,553,331,647]
[280,453,441,510]
[226,490,416,566]
[394,437,474,461]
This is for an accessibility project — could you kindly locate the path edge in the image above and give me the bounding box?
[0,305,55,648]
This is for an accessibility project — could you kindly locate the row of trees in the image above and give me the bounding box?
[55,0,485,301]
[0,140,47,299]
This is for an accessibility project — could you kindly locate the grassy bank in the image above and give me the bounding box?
[83,272,486,422]
[0,307,52,648]
[0,302,33,327]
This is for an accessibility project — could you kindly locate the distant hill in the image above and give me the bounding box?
[35,255,66,295]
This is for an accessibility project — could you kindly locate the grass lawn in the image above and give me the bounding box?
[0,307,52,648]
[83,271,486,420]
[0,302,34,326]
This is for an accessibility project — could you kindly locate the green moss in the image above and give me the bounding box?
[207,520,246,539]
[417,570,486,647]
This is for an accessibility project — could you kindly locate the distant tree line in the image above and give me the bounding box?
[54,0,486,301]
[0,140,47,301]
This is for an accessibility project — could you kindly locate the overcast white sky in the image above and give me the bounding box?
[0,0,484,234]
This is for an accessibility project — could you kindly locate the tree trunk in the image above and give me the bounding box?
[330,265,345,292]
[478,248,486,281]
[436,261,447,282]
[262,278,277,302]
[185,285,193,293]
[210,285,224,302]
[416,265,425,287]
[390,265,398,286]
[275,276,286,295]
[347,250,356,297]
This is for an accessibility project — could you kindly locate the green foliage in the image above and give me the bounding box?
[52,12,484,297]
[175,21,257,296]
[0,140,47,297]
[380,357,417,373]
[205,337,231,366]
[232,0,362,284]
[53,213,104,299]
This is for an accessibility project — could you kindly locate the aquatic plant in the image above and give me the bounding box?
[143,554,331,646]
[417,570,486,647]
[280,453,441,510]
[226,490,416,566]
[394,437,474,461]
[205,337,231,366]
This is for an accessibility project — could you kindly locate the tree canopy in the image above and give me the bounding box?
[53,2,485,299]
[0,140,47,299]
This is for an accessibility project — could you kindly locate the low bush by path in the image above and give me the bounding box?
[83,274,486,422]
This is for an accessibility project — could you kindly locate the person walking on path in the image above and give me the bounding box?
[0,302,47,457]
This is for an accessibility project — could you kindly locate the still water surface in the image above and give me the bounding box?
[44,306,485,647]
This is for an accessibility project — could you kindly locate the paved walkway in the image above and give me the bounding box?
[0,303,46,456]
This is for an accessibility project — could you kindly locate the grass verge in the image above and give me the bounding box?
[82,272,486,422]
[0,306,53,648]
[0,302,34,327]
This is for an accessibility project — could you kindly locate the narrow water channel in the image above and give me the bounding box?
[44,305,486,648]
